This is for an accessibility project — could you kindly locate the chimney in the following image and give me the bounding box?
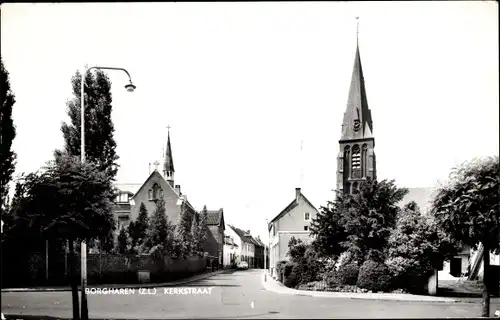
[175,185,181,195]
[295,187,301,203]
[149,163,151,174]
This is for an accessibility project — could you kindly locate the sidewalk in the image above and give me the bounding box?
[261,270,460,303]
[1,269,228,293]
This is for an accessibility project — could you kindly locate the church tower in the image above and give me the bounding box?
[336,18,377,194]
[163,126,175,188]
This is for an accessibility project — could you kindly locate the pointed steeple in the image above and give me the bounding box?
[163,126,175,187]
[336,17,377,195]
[340,18,373,141]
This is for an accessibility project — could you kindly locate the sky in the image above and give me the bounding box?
[1,2,498,243]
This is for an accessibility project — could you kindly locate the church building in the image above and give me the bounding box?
[112,129,225,263]
[113,129,197,229]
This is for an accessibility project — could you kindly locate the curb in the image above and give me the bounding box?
[1,269,229,293]
[260,271,460,303]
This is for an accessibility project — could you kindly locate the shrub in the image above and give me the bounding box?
[276,260,288,282]
[337,262,359,285]
[283,262,301,288]
[357,260,393,292]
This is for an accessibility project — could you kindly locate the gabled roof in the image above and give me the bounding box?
[206,208,224,228]
[268,190,319,230]
[228,225,254,244]
[130,170,172,200]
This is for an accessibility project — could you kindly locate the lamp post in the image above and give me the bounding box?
[265,218,269,282]
[80,66,136,320]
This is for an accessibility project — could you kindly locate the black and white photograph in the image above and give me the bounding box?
[0,1,499,319]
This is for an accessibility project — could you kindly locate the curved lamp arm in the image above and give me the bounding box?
[81,66,136,163]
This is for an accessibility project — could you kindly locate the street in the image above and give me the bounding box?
[2,269,499,319]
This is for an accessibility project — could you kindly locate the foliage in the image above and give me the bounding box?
[0,56,17,215]
[356,260,393,292]
[336,262,360,286]
[432,157,500,254]
[144,195,174,253]
[385,201,459,293]
[196,206,208,252]
[9,154,116,242]
[310,193,348,259]
[340,178,408,263]
[172,208,193,259]
[286,237,324,285]
[116,227,129,254]
[54,69,119,181]
[287,237,307,261]
[129,202,149,249]
[431,156,499,316]
[311,178,408,264]
[190,213,201,257]
[276,260,288,281]
[283,262,301,288]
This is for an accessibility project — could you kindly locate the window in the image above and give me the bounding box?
[120,193,128,203]
[351,144,361,178]
[149,183,163,201]
[304,226,309,231]
[304,212,310,221]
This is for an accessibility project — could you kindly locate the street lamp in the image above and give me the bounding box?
[80,66,136,320]
[265,218,269,282]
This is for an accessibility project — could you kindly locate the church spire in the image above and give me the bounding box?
[340,17,373,141]
[163,126,175,187]
[336,17,377,194]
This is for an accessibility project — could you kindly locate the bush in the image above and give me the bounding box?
[337,262,359,285]
[283,262,300,288]
[357,260,393,292]
[276,260,288,282]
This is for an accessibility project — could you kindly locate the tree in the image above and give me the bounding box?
[0,56,17,215]
[386,202,459,293]
[8,154,116,320]
[144,195,174,253]
[432,157,500,317]
[311,178,408,264]
[340,179,408,263]
[190,213,200,256]
[116,227,129,254]
[129,202,149,250]
[54,69,119,181]
[173,208,193,259]
[310,192,348,260]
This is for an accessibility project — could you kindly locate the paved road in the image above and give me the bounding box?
[2,269,499,319]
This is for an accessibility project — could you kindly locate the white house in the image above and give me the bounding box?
[227,224,255,268]
[223,234,239,267]
[268,187,319,278]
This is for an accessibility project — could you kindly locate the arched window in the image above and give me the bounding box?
[150,183,163,201]
[362,144,368,177]
[351,145,361,178]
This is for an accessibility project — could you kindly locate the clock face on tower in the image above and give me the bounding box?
[353,108,361,132]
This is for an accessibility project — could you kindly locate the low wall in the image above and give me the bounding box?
[3,252,208,287]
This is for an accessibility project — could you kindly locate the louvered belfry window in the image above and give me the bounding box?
[351,145,361,178]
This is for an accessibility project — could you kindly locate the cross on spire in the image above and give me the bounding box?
[356,16,360,45]
[167,125,171,135]
[153,160,160,171]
